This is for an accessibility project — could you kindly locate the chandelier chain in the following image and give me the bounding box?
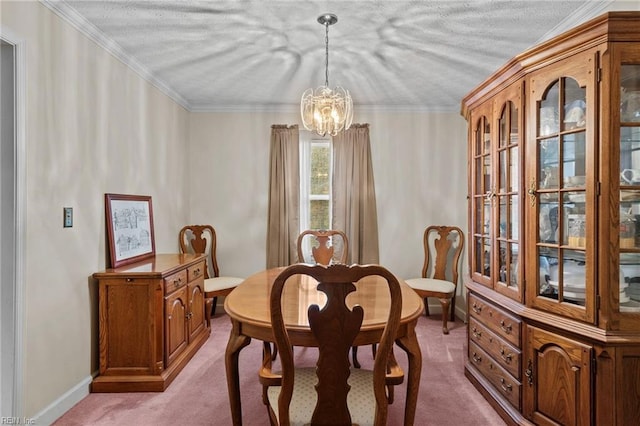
[324,21,330,87]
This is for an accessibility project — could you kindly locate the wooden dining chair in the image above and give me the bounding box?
[259,263,404,426]
[296,229,349,265]
[406,225,464,334]
[178,225,243,326]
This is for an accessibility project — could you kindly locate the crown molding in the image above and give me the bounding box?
[535,0,615,44]
[188,103,458,114]
[39,0,191,111]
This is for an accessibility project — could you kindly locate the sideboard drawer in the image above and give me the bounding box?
[469,316,521,379]
[469,293,521,347]
[187,261,206,282]
[469,340,521,410]
[164,269,188,295]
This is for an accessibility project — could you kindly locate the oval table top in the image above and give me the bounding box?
[225,266,424,335]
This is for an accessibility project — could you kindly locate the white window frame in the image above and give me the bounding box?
[299,131,333,260]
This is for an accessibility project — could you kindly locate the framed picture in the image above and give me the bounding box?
[105,193,155,268]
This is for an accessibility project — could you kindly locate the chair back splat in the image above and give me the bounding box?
[264,263,403,426]
[296,229,369,368]
[296,229,349,265]
[425,225,463,284]
[179,224,219,279]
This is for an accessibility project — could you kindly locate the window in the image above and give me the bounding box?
[300,131,332,232]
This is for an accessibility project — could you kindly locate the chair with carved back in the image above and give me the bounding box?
[296,229,349,265]
[178,225,243,326]
[405,225,464,334]
[259,263,404,426]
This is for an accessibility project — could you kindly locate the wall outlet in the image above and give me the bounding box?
[63,207,73,228]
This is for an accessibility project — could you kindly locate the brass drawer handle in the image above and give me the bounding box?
[472,303,482,314]
[500,348,513,363]
[500,378,512,392]
[193,268,201,277]
[472,352,482,363]
[472,327,482,339]
[174,278,182,288]
[500,320,512,334]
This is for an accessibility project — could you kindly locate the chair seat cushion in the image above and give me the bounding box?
[204,276,243,292]
[405,278,455,295]
[267,367,376,426]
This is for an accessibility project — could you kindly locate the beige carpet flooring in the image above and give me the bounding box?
[53,312,507,425]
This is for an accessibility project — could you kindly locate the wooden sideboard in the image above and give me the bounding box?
[92,253,209,392]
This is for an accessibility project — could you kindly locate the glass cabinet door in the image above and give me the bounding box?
[526,51,597,323]
[494,84,524,302]
[616,45,640,325]
[470,101,493,288]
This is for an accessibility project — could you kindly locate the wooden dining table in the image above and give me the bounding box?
[224,266,424,426]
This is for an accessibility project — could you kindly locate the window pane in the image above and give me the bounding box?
[311,145,330,195]
[310,200,330,230]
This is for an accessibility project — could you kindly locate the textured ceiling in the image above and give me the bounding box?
[45,0,617,112]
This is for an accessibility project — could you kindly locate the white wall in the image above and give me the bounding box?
[1,1,190,420]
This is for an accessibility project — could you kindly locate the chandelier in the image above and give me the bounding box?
[300,13,353,137]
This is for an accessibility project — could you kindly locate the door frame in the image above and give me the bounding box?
[0,25,26,417]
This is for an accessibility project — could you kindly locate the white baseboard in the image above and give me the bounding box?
[32,374,93,425]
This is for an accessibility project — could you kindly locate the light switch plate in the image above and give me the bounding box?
[63,207,73,228]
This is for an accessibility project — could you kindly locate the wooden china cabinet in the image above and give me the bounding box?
[461,12,640,425]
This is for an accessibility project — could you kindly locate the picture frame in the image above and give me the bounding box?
[105,193,155,268]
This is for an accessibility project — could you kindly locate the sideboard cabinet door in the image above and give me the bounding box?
[165,286,188,367]
[188,280,206,342]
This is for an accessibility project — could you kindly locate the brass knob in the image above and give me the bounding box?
[500,378,513,392]
[500,347,513,363]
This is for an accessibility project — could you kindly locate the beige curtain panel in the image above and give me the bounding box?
[332,124,380,264]
[266,125,300,268]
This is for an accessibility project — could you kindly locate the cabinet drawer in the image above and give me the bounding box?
[469,340,521,410]
[469,317,521,379]
[188,261,206,282]
[469,293,521,347]
[164,269,188,295]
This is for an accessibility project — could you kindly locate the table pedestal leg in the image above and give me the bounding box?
[395,320,422,426]
[225,318,251,426]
